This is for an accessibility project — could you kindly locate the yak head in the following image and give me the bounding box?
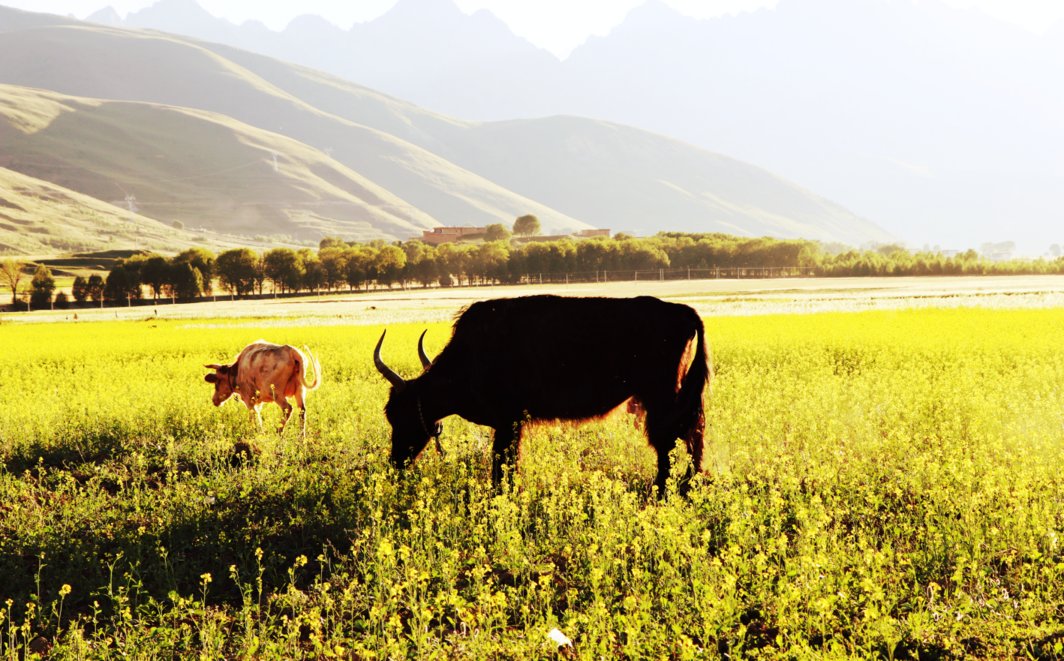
[203,363,236,407]
[374,330,439,469]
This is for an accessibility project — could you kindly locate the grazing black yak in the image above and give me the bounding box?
[374,295,711,495]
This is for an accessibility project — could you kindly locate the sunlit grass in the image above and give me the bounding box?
[1,308,1062,657]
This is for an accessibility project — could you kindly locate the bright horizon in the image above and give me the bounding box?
[3,0,1063,58]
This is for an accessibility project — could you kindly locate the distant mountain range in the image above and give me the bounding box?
[69,0,1064,254]
[0,3,891,255]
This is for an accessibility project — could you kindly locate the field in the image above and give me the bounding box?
[2,281,1064,658]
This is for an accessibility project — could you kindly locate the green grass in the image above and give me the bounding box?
[1,309,1062,658]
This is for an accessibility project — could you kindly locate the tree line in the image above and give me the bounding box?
[4,232,1064,309]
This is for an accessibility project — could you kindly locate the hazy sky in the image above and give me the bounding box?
[5,0,1064,58]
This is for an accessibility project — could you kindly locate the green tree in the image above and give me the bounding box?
[318,247,349,290]
[473,241,511,283]
[215,248,261,296]
[140,255,170,302]
[71,275,89,303]
[374,245,407,288]
[436,243,475,286]
[344,245,377,290]
[86,274,105,303]
[263,248,304,293]
[172,248,215,296]
[104,264,142,303]
[0,258,26,305]
[618,240,669,271]
[300,249,325,292]
[513,214,541,237]
[401,241,439,287]
[168,262,204,301]
[29,264,56,310]
[319,236,347,250]
[484,223,512,242]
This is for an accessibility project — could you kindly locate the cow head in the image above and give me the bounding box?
[203,363,236,406]
[374,330,439,468]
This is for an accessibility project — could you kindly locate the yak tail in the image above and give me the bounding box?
[298,345,322,391]
[674,314,711,470]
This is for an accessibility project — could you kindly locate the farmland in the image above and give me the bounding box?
[1,282,1063,658]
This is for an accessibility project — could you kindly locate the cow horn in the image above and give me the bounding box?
[417,329,433,369]
[374,330,405,387]
[204,363,224,370]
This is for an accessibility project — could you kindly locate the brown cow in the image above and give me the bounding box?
[204,341,321,436]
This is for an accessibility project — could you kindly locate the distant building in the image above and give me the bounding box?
[980,241,1016,262]
[421,226,611,245]
[519,229,611,243]
[573,229,610,238]
[421,226,487,245]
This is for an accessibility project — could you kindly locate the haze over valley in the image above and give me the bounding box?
[1,0,1059,256]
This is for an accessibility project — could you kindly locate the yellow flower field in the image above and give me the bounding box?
[1,307,1062,657]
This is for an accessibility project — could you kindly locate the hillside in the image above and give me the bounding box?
[82,0,1064,253]
[447,117,888,242]
[203,39,892,246]
[0,17,589,244]
[0,4,891,254]
[0,165,254,254]
[0,84,439,243]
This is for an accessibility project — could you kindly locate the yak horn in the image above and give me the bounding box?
[374,330,405,387]
[417,330,433,369]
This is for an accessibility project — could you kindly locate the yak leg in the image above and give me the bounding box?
[644,404,692,499]
[653,443,674,499]
[491,421,523,489]
[683,423,704,486]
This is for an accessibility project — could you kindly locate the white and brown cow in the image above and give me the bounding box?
[204,341,321,436]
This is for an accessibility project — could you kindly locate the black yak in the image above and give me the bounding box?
[373,295,711,495]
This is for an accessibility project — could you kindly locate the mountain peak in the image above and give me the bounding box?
[126,0,219,27]
[86,6,122,26]
[286,13,344,34]
[610,0,690,38]
[382,0,465,21]
[624,0,685,24]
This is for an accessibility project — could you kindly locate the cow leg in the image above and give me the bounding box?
[490,421,522,489]
[277,400,293,435]
[294,390,307,438]
[249,405,264,431]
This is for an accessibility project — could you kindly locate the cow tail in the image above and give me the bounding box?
[675,313,710,470]
[299,345,321,391]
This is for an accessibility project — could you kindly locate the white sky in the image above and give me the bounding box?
[4,0,1064,58]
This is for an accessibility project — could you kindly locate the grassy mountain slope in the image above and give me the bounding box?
[204,42,891,245]
[0,166,256,255]
[0,84,438,243]
[0,5,890,252]
[451,117,893,244]
[0,17,590,241]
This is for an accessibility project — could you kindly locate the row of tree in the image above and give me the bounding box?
[1,259,56,310]
[4,233,1064,308]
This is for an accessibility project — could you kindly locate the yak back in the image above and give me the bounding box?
[429,295,706,425]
